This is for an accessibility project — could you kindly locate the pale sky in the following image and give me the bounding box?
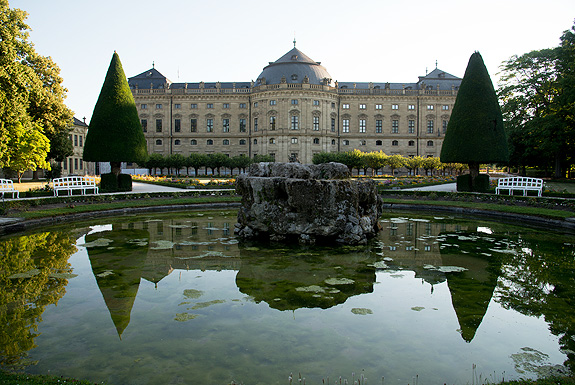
[11,0,575,122]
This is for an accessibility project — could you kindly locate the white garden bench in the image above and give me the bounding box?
[53,176,99,196]
[0,179,19,199]
[495,176,543,197]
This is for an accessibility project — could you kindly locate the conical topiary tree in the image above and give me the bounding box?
[440,52,509,191]
[83,52,147,184]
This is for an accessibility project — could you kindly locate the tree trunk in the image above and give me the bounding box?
[468,162,480,190]
[110,161,122,176]
[554,153,562,179]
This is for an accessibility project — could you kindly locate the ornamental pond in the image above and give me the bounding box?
[1,210,574,384]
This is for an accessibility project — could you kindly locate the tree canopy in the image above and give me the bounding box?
[83,52,147,173]
[498,22,575,178]
[440,52,509,174]
[0,1,73,172]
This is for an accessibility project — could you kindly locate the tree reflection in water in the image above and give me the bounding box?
[0,231,77,368]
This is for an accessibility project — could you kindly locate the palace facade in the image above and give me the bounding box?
[128,46,462,165]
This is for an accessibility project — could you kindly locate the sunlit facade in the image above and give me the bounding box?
[128,46,462,164]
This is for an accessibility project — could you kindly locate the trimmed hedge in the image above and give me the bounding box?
[457,174,490,192]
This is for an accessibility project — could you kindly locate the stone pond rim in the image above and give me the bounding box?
[234,162,383,245]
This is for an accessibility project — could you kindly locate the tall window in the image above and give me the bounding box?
[313,116,320,131]
[191,103,197,109]
[79,136,83,147]
[74,135,78,146]
[191,119,197,132]
[254,117,258,132]
[174,103,181,109]
[359,119,366,133]
[392,104,399,110]
[342,119,350,133]
[427,120,434,133]
[291,137,298,144]
[331,118,335,132]
[443,120,448,133]
[342,103,350,109]
[270,100,277,106]
[141,119,147,132]
[392,120,399,133]
[291,116,299,130]
[269,116,276,130]
[207,119,213,132]
[174,119,181,132]
[359,104,367,110]
[376,120,382,133]
[207,103,214,109]
[408,105,415,110]
[408,120,415,134]
[313,100,320,106]
[427,105,434,110]
[156,119,162,132]
[375,104,382,110]
[291,99,298,105]
[442,105,449,110]
[223,118,230,132]
[239,118,246,132]
[156,104,162,109]
[223,103,230,109]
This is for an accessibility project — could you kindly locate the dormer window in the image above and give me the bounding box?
[291,55,298,60]
[291,74,298,81]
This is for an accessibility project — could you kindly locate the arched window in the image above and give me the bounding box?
[343,140,350,145]
[223,139,230,145]
[207,139,214,145]
[253,139,258,144]
[360,140,366,146]
[376,140,382,146]
[155,139,162,145]
[313,138,320,145]
[239,139,246,145]
[191,139,197,145]
[427,140,434,147]
[408,140,415,146]
[331,139,336,145]
[269,138,276,144]
[174,139,181,145]
[392,140,399,146]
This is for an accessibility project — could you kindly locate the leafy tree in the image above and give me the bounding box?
[4,122,50,182]
[166,153,186,176]
[252,154,275,163]
[229,155,251,175]
[83,52,147,177]
[386,154,405,176]
[364,151,388,175]
[0,2,73,170]
[206,153,229,175]
[422,156,442,176]
[441,52,509,190]
[142,153,165,175]
[186,153,207,176]
[404,156,424,176]
[46,128,73,163]
[498,49,559,175]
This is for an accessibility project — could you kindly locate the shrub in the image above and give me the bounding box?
[118,173,132,192]
[99,173,118,192]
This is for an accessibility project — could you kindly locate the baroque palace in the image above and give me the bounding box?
[128,44,462,165]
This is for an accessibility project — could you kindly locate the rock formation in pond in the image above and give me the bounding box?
[234,162,382,245]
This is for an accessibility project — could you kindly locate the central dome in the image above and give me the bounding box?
[255,47,332,86]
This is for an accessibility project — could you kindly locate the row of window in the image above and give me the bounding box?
[342,104,449,111]
[342,139,435,147]
[62,157,84,171]
[142,103,249,110]
[141,102,450,111]
[154,138,435,147]
[70,134,83,147]
[342,119,448,134]
[143,117,448,134]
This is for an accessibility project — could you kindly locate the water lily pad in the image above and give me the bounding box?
[150,240,175,250]
[183,289,203,299]
[49,272,78,279]
[351,308,373,315]
[296,285,325,293]
[325,278,355,285]
[411,306,425,311]
[174,313,199,322]
[370,261,389,269]
[191,299,226,309]
[80,238,113,248]
[96,270,114,278]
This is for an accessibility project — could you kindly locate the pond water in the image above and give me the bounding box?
[1,210,574,385]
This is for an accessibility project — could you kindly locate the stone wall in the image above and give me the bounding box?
[235,162,382,245]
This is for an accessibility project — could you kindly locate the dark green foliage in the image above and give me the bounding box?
[441,52,509,164]
[44,163,62,179]
[83,52,147,163]
[99,173,118,192]
[118,173,132,191]
[457,174,490,192]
